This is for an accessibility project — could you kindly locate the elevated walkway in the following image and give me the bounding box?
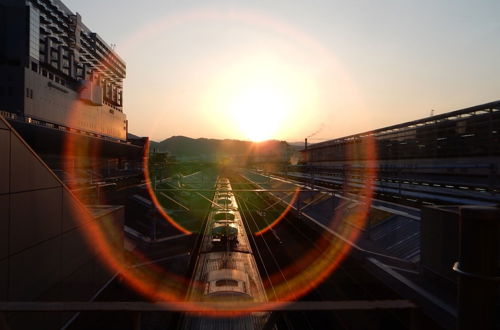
[0,115,124,330]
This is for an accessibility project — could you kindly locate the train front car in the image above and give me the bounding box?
[183,178,269,329]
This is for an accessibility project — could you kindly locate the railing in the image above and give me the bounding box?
[0,110,131,144]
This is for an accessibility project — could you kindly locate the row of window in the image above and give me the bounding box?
[26,60,123,110]
[32,61,68,87]
[31,63,123,108]
[26,88,34,99]
[307,133,500,161]
[37,28,124,81]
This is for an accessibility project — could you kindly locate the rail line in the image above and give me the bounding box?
[182,177,269,329]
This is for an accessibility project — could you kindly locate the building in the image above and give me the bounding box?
[0,0,146,187]
[297,101,500,205]
[301,100,500,165]
[0,0,127,141]
[0,2,143,329]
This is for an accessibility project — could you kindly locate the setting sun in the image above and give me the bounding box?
[228,82,289,141]
[201,54,320,142]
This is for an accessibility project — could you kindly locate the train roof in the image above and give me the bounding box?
[214,212,235,220]
[212,224,238,236]
[207,269,248,282]
[206,270,249,296]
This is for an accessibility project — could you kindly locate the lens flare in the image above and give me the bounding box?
[143,142,192,235]
[63,7,374,316]
[254,187,300,236]
[228,82,290,142]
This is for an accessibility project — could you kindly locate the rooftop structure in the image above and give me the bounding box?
[295,101,500,205]
[301,100,500,163]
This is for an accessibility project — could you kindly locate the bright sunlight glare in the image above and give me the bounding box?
[228,82,289,141]
[201,54,320,141]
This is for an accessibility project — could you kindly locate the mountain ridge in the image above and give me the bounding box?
[148,135,292,161]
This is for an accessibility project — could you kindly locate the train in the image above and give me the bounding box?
[182,177,269,329]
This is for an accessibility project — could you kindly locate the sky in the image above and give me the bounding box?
[64,0,500,142]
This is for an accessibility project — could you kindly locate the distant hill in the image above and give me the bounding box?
[148,136,291,162]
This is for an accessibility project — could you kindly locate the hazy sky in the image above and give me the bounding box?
[65,0,500,142]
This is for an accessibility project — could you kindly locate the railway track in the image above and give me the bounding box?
[182,177,269,329]
[230,173,410,329]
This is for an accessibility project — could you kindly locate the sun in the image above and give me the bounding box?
[202,55,319,142]
[228,82,289,141]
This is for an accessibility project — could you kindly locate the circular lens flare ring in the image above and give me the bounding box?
[144,141,192,235]
[254,187,300,236]
[62,8,375,316]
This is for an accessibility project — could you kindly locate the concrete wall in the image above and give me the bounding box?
[24,69,127,140]
[0,115,124,329]
[420,205,459,284]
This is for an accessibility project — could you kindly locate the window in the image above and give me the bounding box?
[214,212,234,220]
[42,69,47,77]
[26,88,34,98]
[215,279,238,287]
[28,6,40,61]
[49,73,53,80]
[31,61,38,72]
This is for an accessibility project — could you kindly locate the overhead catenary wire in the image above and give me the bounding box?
[233,177,316,329]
